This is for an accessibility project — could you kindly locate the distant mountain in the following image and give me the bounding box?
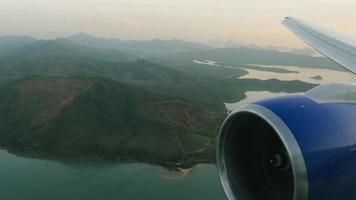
[0,51,190,87]
[0,35,37,57]
[205,41,319,56]
[0,37,323,111]
[0,35,37,46]
[2,38,138,63]
[0,77,221,163]
[289,48,320,56]
[205,39,244,48]
[68,32,213,57]
[253,45,319,57]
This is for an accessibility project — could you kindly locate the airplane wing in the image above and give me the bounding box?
[282,17,356,74]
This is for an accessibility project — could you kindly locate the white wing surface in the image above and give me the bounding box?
[283,17,356,74]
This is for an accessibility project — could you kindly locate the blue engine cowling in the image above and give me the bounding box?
[217,83,356,200]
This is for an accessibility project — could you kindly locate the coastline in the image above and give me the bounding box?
[0,146,216,170]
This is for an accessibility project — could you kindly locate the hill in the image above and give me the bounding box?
[0,36,321,110]
[0,35,342,81]
[68,32,213,57]
[0,52,191,87]
[3,38,138,63]
[0,77,223,165]
[0,36,197,85]
[0,46,318,112]
[0,35,37,58]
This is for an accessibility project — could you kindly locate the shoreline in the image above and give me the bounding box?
[0,146,215,170]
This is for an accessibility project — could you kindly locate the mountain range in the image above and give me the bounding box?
[0,33,342,81]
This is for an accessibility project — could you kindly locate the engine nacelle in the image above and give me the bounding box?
[217,83,356,200]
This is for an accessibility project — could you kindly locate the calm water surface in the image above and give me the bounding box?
[0,150,226,200]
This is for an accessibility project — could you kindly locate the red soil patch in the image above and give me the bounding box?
[139,98,220,130]
[16,79,94,125]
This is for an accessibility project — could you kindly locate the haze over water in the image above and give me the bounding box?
[0,150,225,200]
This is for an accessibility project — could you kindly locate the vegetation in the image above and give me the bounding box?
[0,77,223,165]
[0,34,320,167]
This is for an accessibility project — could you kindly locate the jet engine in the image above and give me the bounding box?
[217,83,356,200]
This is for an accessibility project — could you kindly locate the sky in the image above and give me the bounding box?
[1,0,356,48]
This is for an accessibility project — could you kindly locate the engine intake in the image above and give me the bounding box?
[217,104,308,200]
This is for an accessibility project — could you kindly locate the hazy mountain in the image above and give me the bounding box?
[0,35,326,111]
[0,35,37,46]
[289,47,320,56]
[0,77,220,162]
[205,39,244,48]
[205,41,318,56]
[245,43,291,52]
[0,35,37,57]
[0,51,191,87]
[68,32,213,57]
[3,38,138,63]
[0,38,152,83]
[0,36,322,111]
